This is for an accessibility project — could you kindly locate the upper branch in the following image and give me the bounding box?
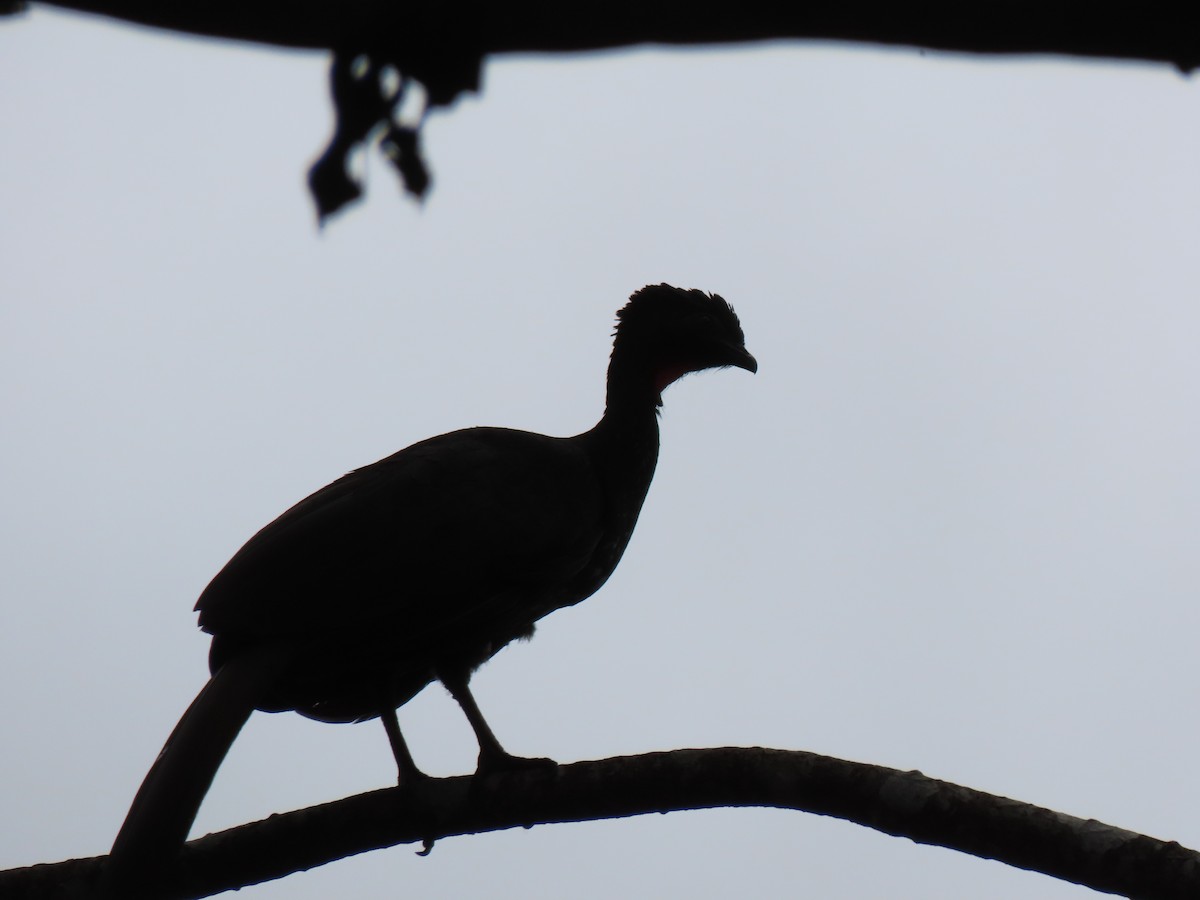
[29,1,1200,74]
[26,1,1200,218]
[3,747,1198,900]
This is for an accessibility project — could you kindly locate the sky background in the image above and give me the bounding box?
[4,8,1200,898]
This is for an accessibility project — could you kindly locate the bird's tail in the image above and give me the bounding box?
[103,644,292,897]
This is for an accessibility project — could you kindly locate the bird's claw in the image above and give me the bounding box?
[475,751,557,777]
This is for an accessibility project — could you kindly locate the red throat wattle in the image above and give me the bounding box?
[654,363,691,395]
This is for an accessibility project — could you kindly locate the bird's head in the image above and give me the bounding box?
[612,284,757,402]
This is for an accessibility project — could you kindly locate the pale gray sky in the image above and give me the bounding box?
[4,8,1200,898]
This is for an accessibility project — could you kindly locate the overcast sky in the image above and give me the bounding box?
[4,8,1200,899]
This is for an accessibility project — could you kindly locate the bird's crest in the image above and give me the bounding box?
[614,283,744,343]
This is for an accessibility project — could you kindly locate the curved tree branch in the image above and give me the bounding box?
[3,747,1198,899]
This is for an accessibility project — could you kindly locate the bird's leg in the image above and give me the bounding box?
[380,706,428,786]
[438,668,556,776]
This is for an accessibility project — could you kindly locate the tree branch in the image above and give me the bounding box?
[28,1,1200,74]
[24,2,1199,218]
[4,747,1198,899]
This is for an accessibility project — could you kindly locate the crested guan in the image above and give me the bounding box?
[105,283,756,893]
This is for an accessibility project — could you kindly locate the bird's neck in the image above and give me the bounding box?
[585,347,663,484]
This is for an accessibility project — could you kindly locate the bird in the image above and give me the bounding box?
[104,283,756,893]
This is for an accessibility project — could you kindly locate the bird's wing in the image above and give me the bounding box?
[195,426,605,644]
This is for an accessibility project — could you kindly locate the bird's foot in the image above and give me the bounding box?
[397,766,433,788]
[475,749,557,778]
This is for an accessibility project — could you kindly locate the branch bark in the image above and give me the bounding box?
[4,747,1199,899]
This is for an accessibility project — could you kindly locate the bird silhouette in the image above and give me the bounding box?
[105,283,756,893]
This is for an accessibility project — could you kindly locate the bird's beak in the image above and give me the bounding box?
[725,344,758,374]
